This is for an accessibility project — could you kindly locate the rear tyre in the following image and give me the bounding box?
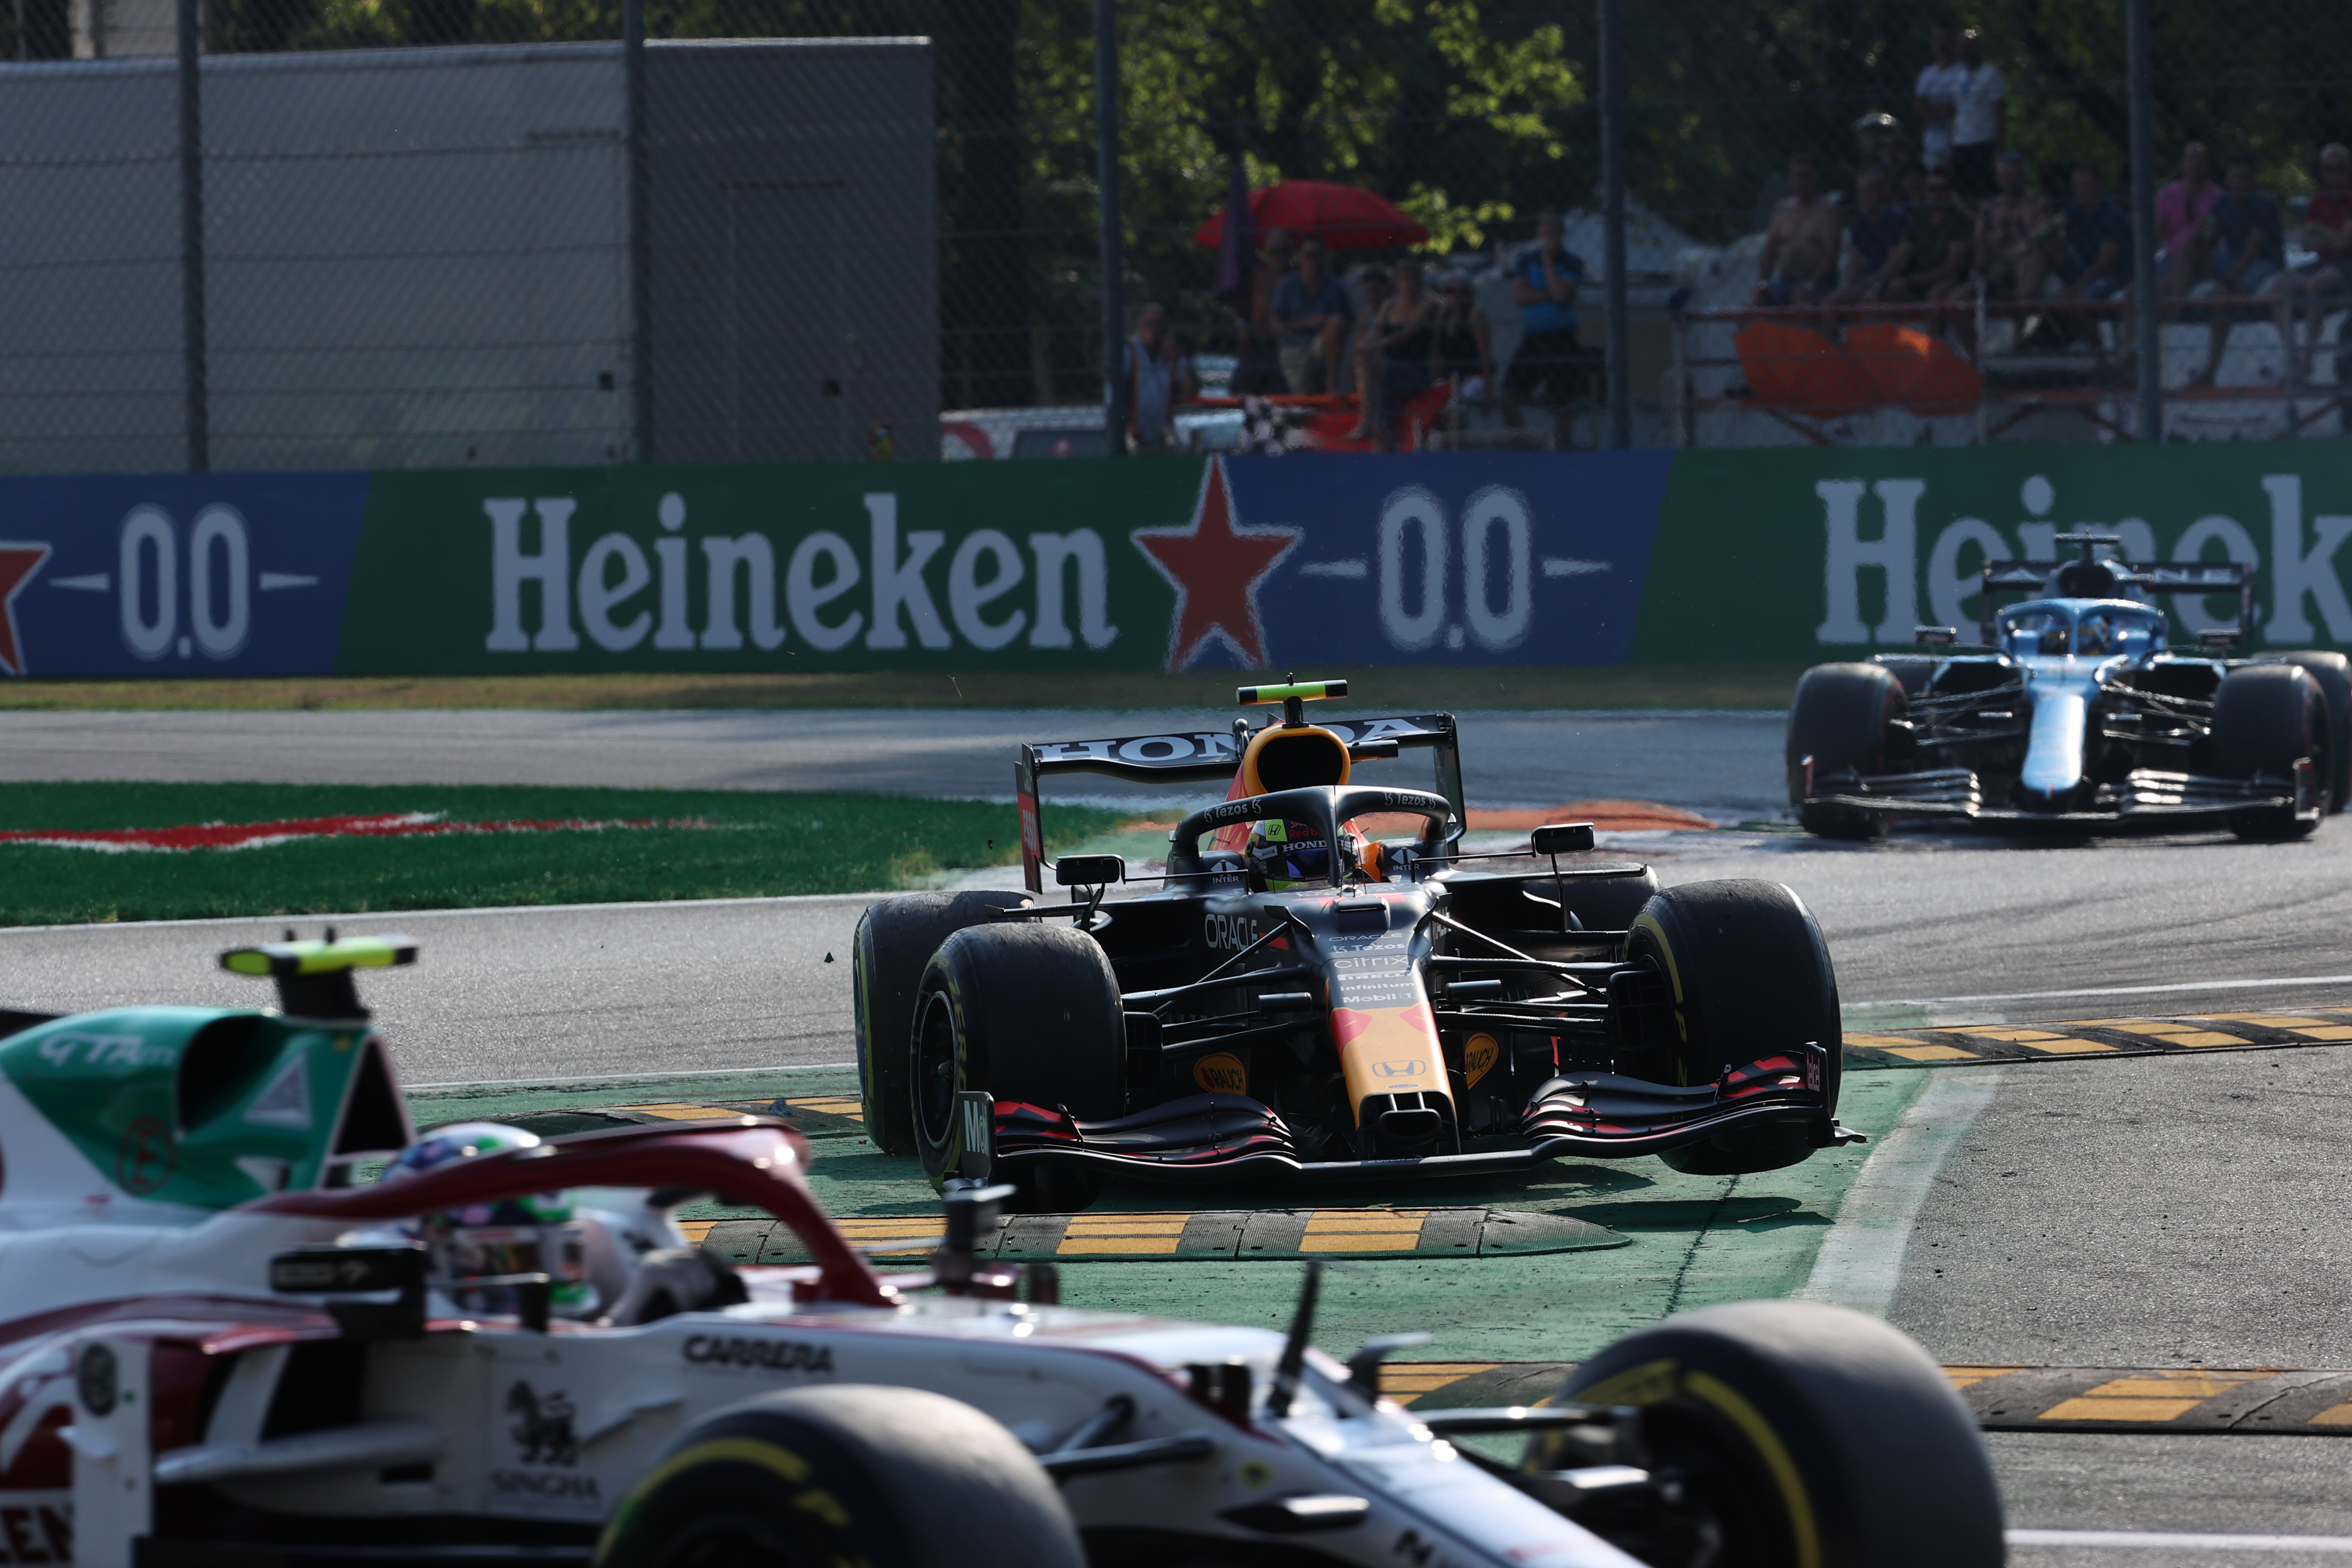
[595,1384,1084,1568]
[913,922,1124,1211]
[2275,652,2352,812]
[1538,1301,2003,1568]
[1626,879,1841,1175]
[853,891,1031,1155]
[1785,663,1906,839]
[2211,664,2324,841]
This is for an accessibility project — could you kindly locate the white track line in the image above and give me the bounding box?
[0,889,891,936]
[1859,974,2352,1008]
[1798,1069,2003,1316]
[2011,1530,2352,1553]
[407,1061,858,1090]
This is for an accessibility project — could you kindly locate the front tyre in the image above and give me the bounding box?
[2275,651,2352,812]
[595,1385,1084,1568]
[853,891,1031,1155]
[1538,1301,2003,1568]
[1785,663,1907,840]
[1627,879,1842,1175]
[2211,663,2324,841]
[913,921,1125,1211]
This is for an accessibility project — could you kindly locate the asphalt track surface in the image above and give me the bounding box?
[0,706,1792,818]
[9,709,2352,1556]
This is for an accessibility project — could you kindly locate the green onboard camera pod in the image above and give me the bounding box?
[1237,677,1347,729]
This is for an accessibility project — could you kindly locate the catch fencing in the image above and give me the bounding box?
[7,0,2352,470]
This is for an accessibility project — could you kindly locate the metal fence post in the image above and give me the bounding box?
[1094,0,1124,456]
[2126,0,2161,443]
[176,0,207,472]
[1598,0,1629,450]
[624,0,653,462]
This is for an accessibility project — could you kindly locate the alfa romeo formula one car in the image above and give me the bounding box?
[0,938,2003,1568]
[856,680,1859,1211]
[1790,532,2352,840]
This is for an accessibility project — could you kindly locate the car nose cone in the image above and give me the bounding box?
[2020,672,2089,803]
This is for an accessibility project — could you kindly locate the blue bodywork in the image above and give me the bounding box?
[1994,598,2171,806]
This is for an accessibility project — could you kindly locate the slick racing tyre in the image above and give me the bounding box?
[1561,865,1660,932]
[1785,663,1907,840]
[2275,651,2352,812]
[913,921,1125,1211]
[2211,663,2325,841]
[854,891,1032,1155]
[595,1384,1084,1568]
[1539,1301,2003,1568]
[1627,879,1841,1176]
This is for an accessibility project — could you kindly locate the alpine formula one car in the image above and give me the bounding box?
[0,938,2003,1568]
[1790,532,2352,840]
[855,680,1859,1211]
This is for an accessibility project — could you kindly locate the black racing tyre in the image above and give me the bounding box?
[853,891,1032,1156]
[2275,651,2352,812]
[1627,879,1841,1175]
[1538,1301,2003,1568]
[2211,663,2324,841]
[913,921,1124,1210]
[1785,663,1906,840]
[1561,865,1660,932]
[1872,654,1936,697]
[595,1384,1084,1568]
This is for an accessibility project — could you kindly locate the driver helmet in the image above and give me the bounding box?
[1247,818,1362,891]
[380,1121,597,1319]
[2076,613,2114,655]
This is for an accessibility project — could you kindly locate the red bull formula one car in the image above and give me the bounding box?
[856,680,1860,1210]
[0,937,2003,1568]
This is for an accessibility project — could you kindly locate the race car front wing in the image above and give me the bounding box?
[966,1047,1859,1185]
[1804,761,2317,823]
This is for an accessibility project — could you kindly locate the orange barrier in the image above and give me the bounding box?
[1735,318,1985,418]
[1733,320,1871,416]
[1845,322,1985,415]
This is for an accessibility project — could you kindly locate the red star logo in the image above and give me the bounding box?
[0,542,49,677]
[1133,459,1299,670]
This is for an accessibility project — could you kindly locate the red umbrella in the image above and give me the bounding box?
[1194,181,1428,251]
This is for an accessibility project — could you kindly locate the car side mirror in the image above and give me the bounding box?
[1530,824,1595,857]
[2199,628,2243,649]
[1914,625,1957,646]
[1054,854,1126,887]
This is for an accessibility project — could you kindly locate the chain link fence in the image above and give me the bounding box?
[3,0,2349,470]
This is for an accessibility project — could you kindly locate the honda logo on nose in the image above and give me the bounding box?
[1370,1060,1426,1078]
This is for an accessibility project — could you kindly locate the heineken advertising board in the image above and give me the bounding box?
[5,444,2352,677]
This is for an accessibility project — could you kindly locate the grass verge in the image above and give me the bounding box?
[0,782,1124,927]
[0,664,1807,714]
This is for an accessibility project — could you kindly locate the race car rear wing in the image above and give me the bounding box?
[1977,553,2251,649]
[1013,712,1467,893]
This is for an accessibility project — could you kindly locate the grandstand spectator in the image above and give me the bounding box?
[2053,164,2133,359]
[1434,272,1494,398]
[1830,165,1909,306]
[1853,111,1908,190]
[1503,208,1589,430]
[1913,24,1965,175]
[1346,256,1439,447]
[1230,228,1293,395]
[1124,304,1196,451]
[2283,144,2352,379]
[1948,28,2006,200]
[1887,167,1973,305]
[1974,150,2051,303]
[1753,154,1842,306]
[2154,141,2221,301]
[1344,265,1392,411]
[1271,235,1353,395]
[2187,154,2285,387]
